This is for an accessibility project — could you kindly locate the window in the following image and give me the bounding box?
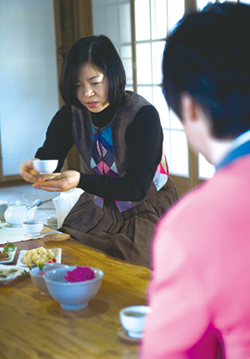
[134,0,188,177]
[91,0,247,195]
[91,0,133,90]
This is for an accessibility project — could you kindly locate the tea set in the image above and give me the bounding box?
[1,159,83,233]
[2,190,83,232]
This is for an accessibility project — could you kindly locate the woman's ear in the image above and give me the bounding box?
[180,93,199,123]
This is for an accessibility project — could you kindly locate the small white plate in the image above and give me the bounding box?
[16,248,62,267]
[0,265,26,285]
[0,247,17,264]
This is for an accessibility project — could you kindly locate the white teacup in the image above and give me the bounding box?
[33,159,58,174]
[23,220,44,237]
[119,305,151,338]
[46,216,58,229]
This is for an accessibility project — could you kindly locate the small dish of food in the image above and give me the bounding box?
[0,242,17,264]
[30,264,70,296]
[0,265,25,285]
[16,247,62,267]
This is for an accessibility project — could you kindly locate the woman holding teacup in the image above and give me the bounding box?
[20,35,179,269]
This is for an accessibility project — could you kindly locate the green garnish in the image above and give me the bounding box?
[3,242,16,253]
[25,263,44,271]
[36,263,45,271]
[20,270,30,277]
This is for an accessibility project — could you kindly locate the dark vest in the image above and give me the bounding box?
[71,91,168,212]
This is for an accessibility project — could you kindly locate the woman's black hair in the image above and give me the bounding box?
[162,3,250,139]
[60,35,126,107]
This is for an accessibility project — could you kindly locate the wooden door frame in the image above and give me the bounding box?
[53,0,93,172]
[171,149,204,198]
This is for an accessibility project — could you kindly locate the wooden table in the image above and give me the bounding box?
[0,227,151,359]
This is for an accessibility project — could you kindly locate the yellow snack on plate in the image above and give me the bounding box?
[23,247,55,265]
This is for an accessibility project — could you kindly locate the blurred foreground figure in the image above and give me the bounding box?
[141,3,250,358]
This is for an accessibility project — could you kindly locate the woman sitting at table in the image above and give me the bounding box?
[20,35,179,269]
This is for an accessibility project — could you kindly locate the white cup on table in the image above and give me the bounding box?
[23,220,44,237]
[119,305,151,338]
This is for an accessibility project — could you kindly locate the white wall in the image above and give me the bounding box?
[0,0,59,176]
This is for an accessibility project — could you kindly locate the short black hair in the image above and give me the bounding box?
[60,35,126,107]
[163,3,250,139]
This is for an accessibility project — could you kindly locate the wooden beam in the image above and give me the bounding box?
[76,0,93,38]
[185,0,197,14]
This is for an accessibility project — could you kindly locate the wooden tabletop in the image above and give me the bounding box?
[0,226,151,359]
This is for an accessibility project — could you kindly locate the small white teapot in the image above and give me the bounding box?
[4,201,37,227]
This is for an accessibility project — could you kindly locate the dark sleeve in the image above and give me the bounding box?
[78,105,163,202]
[35,104,74,171]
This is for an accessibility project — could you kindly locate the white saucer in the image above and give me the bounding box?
[26,234,41,238]
[117,327,142,343]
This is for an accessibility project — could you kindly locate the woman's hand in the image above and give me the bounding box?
[20,158,40,183]
[32,170,81,192]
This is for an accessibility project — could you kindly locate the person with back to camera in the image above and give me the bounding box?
[20,35,179,269]
[140,2,250,358]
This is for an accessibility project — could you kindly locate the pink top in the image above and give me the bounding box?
[140,156,250,359]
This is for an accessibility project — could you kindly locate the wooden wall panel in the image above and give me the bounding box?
[53,0,93,171]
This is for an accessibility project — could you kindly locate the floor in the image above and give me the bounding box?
[0,183,57,223]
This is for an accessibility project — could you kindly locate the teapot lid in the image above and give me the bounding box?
[10,200,27,207]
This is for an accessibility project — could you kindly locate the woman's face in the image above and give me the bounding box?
[76,62,110,112]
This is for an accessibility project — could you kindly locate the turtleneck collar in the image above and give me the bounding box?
[90,100,119,128]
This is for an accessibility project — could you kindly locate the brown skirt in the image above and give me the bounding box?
[62,177,179,269]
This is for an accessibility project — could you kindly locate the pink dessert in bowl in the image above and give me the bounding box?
[43,266,104,310]
[64,266,95,282]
